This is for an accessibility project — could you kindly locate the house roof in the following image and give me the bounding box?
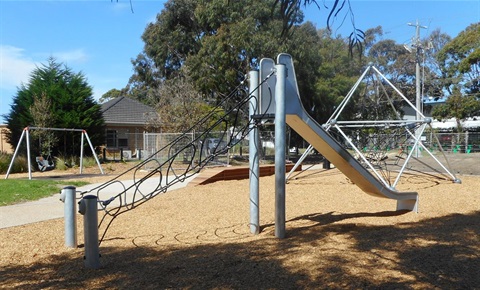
[101,96,158,126]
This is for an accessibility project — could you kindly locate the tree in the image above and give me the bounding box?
[432,87,480,132]
[432,23,480,131]
[29,92,58,156]
[154,67,223,133]
[420,29,452,102]
[313,29,363,123]
[272,0,364,55]
[437,22,480,97]
[130,0,308,99]
[128,0,322,116]
[99,88,127,103]
[5,57,105,157]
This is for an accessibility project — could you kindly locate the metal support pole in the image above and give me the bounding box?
[286,144,313,181]
[274,63,286,239]
[61,186,77,248]
[5,128,26,179]
[26,128,32,180]
[83,131,104,175]
[79,195,101,269]
[248,70,260,234]
[80,131,85,174]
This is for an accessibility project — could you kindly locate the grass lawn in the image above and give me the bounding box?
[0,179,89,206]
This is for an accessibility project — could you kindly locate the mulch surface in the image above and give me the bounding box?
[1,154,479,289]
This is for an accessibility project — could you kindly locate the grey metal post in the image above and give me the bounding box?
[79,195,101,269]
[5,128,26,179]
[61,186,77,248]
[80,131,85,174]
[25,128,32,180]
[248,70,260,234]
[286,144,314,181]
[274,63,286,239]
[83,131,105,174]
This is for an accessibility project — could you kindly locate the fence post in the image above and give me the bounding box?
[465,131,469,153]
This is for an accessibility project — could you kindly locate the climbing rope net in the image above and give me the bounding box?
[81,71,276,244]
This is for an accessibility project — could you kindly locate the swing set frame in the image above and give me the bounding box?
[5,126,104,180]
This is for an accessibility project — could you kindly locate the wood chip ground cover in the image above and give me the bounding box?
[1,157,479,289]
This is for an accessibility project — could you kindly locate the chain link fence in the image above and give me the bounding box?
[140,130,280,170]
[424,131,480,153]
[105,130,480,166]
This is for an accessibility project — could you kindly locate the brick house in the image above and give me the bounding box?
[0,124,14,154]
[101,96,159,158]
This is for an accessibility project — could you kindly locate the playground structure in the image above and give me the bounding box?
[250,54,458,238]
[78,77,267,245]
[4,127,104,180]
[287,64,461,186]
[76,54,461,263]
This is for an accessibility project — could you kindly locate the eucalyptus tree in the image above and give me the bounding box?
[128,0,322,110]
[432,22,480,131]
[359,26,459,119]
[437,22,480,98]
[313,28,364,123]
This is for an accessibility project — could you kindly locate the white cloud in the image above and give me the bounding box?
[53,48,89,64]
[0,45,91,91]
[110,2,132,13]
[0,45,37,89]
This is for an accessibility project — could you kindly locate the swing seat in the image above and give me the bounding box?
[36,156,55,172]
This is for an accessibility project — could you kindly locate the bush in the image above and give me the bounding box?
[55,155,98,171]
[0,152,29,174]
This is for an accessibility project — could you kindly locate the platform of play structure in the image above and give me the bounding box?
[189,163,302,186]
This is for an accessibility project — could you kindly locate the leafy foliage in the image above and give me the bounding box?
[154,68,224,132]
[432,23,480,131]
[437,22,480,97]
[4,58,105,157]
[432,87,480,131]
[121,1,478,139]
[127,0,331,133]
[100,88,127,104]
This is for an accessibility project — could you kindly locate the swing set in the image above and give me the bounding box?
[5,126,104,180]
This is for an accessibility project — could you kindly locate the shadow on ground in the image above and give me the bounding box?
[1,210,478,288]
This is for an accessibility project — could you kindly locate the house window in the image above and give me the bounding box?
[118,138,128,148]
[106,130,117,148]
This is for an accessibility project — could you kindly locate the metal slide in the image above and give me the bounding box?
[278,53,418,211]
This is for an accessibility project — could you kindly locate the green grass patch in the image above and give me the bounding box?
[0,179,89,206]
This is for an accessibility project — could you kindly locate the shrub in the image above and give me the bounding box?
[0,153,29,174]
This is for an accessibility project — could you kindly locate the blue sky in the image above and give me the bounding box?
[1,0,479,119]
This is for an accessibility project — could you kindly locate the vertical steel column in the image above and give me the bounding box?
[4,128,26,179]
[83,131,104,174]
[248,70,260,234]
[274,63,286,239]
[79,195,101,269]
[80,131,85,174]
[26,128,32,180]
[61,186,77,248]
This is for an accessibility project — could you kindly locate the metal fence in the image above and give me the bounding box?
[106,130,480,166]
[424,131,480,153]
[142,132,235,170]
[140,130,279,170]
